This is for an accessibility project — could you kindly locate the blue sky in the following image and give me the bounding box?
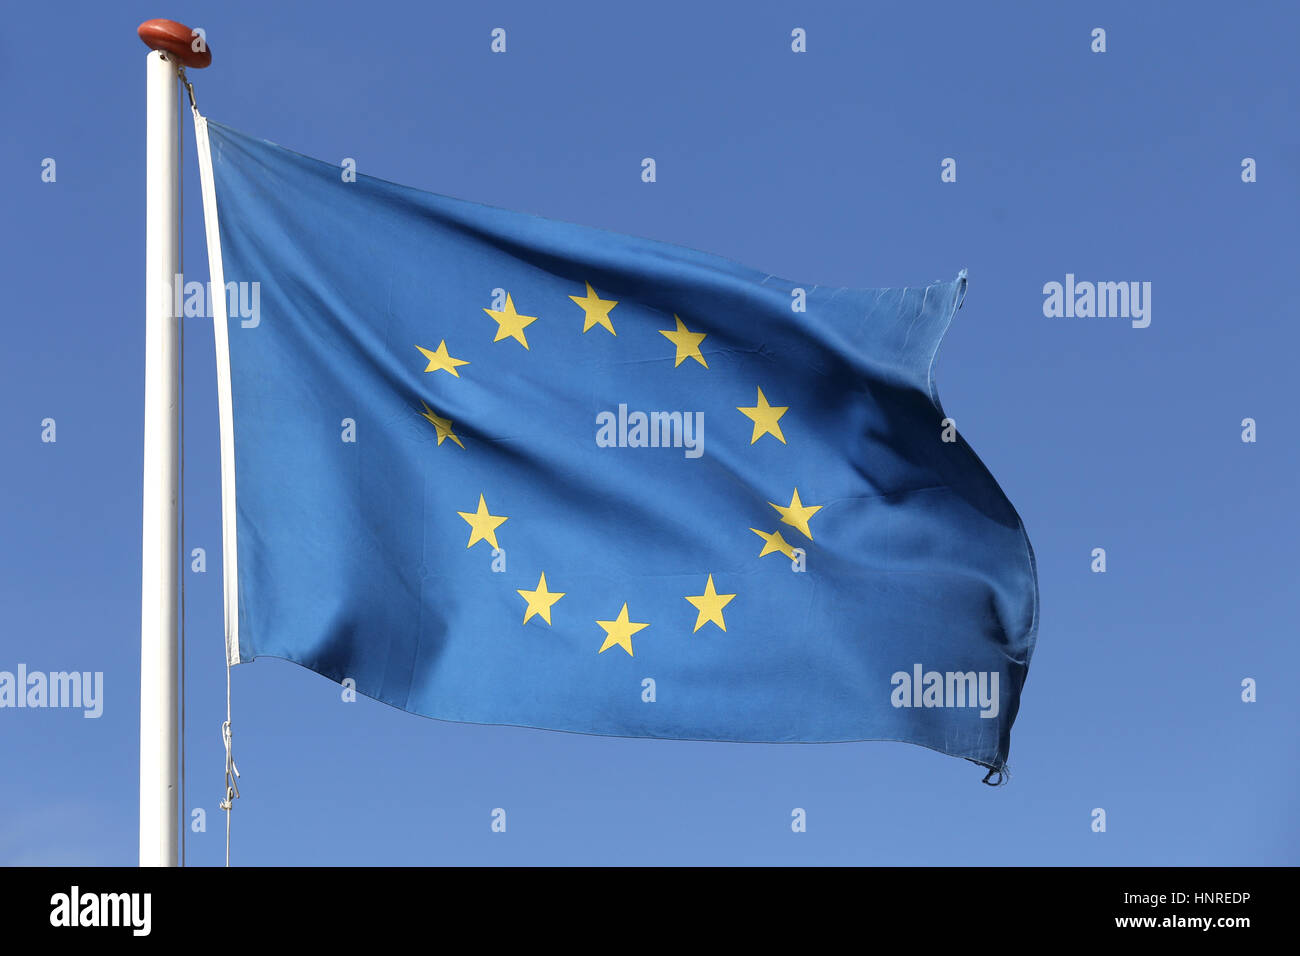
[1,0,1296,865]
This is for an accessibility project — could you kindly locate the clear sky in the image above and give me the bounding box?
[1,0,1296,865]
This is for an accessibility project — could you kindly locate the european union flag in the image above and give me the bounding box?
[195,117,1038,779]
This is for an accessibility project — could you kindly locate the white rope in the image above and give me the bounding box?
[177,64,188,869]
[219,664,240,867]
[187,71,240,866]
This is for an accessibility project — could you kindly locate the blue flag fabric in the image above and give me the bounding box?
[199,118,1038,777]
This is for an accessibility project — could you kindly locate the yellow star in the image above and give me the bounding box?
[517,572,566,625]
[415,340,469,376]
[419,401,465,448]
[658,315,708,368]
[483,293,538,349]
[769,488,821,540]
[570,282,618,335]
[737,387,788,444]
[684,574,736,633]
[596,603,650,657]
[750,527,797,560]
[457,494,508,549]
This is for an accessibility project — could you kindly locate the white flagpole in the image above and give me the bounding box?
[137,18,210,868]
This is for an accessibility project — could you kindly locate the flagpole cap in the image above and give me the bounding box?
[138,18,212,68]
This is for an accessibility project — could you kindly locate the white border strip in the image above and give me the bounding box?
[193,112,242,666]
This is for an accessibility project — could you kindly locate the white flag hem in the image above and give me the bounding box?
[193,110,242,667]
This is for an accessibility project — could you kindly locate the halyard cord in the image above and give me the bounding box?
[186,73,240,865]
[220,669,240,867]
[191,89,244,863]
[202,105,242,868]
[177,63,187,868]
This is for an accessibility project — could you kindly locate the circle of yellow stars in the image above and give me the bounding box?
[410,280,825,657]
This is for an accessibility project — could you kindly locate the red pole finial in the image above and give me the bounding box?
[137,18,212,68]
